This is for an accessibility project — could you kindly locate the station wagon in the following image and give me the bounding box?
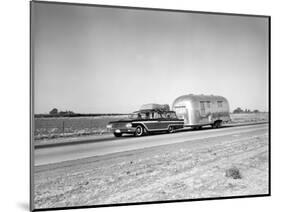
[107,109,184,137]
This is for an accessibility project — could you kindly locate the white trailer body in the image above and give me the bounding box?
[172,94,231,128]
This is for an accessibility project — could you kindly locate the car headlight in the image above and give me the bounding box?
[106,124,112,129]
[126,123,132,128]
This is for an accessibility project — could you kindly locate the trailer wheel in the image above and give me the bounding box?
[212,121,222,128]
[135,125,144,137]
[192,126,202,130]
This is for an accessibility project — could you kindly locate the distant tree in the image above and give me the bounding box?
[59,110,75,115]
[244,109,251,113]
[233,107,244,114]
[253,109,260,113]
[49,108,58,115]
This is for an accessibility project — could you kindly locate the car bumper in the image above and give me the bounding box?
[108,127,137,134]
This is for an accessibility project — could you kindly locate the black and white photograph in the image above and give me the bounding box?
[30,1,270,211]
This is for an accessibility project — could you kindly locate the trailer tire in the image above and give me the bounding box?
[192,126,202,130]
[212,121,222,128]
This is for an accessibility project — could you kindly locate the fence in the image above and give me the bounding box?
[34,115,127,139]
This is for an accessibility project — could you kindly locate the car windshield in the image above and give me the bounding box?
[128,112,146,119]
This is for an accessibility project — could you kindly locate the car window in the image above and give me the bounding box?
[153,112,162,119]
[162,112,174,119]
[128,113,138,119]
[169,112,177,119]
[162,113,169,118]
[129,112,146,119]
[144,112,153,119]
[140,113,147,119]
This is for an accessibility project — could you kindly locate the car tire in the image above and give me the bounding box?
[212,121,221,128]
[168,126,174,133]
[114,132,122,137]
[135,125,144,137]
[216,121,222,128]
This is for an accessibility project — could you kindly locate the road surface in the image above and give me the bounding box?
[34,123,268,166]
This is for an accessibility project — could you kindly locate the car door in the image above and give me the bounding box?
[157,111,170,130]
[144,111,163,130]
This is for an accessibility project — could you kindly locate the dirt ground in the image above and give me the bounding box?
[34,126,269,209]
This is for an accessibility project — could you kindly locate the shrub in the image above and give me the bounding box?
[225,167,242,179]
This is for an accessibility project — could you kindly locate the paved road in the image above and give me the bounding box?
[34,123,268,166]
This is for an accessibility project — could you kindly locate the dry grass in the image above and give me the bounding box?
[34,115,127,140]
[230,113,268,123]
[225,167,242,179]
[34,129,269,208]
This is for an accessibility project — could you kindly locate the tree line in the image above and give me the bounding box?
[35,107,263,118]
[232,107,260,114]
[34,108,127,118]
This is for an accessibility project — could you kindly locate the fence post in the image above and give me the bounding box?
[62,120,65,135]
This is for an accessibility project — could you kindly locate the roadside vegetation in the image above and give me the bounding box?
[34,128,268,208]
[35,108,129,140]
[34,112,268,141]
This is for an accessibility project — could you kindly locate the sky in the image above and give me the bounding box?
[32,2,269,114]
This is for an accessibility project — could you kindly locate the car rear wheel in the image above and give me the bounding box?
[168,126,174,133]
[114,132,122,137]
[135,125,144,137]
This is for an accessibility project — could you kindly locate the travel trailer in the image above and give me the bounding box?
[172,94,231,128]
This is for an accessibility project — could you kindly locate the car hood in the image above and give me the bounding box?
[108,119,135,124]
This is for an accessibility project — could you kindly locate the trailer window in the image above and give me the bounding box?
[200,101,206,114]
[217,101,223,107]
[174,106,186,114]
[206,101,211,108]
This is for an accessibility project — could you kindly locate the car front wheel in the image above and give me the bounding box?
[114,132,122,137]
[135,125,144,137]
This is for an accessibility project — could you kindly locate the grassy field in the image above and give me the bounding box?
[34,113,268,140]
[34,115,127,140]
[230,112,268,123]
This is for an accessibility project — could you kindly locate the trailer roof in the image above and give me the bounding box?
[173,94,228,103]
